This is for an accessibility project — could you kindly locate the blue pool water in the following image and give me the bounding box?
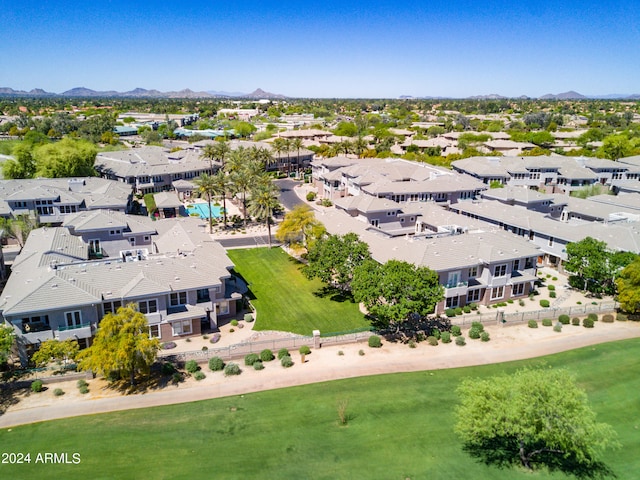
[187,203,223,219]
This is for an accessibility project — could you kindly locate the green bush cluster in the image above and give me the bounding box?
[440,331,452,343]
[244,313,254,322]
[368,335,382,348]
[572,317,580,326]
[468,303,478,310]
[230,319,239,327]
[549,291,557,298]
[542,318,553,327]
[224,363,242,376]
[208,356,225,371]
[185,360,199,374]
[31,380,43,393]
[553,324,562,332]
[602,314,614,323]
[455,336,466,346]
[253,361,265,371]
[306,192,316,201]
[193,371,206,381]
[445,308,456,317]
[468,328,481,339]
[281,356,294,368]
[408,340,417,348]
[77,379,89,394]
[528,320,538,328]
[463,306,471,314]
[450,325,461,336]
[299,345,311,355]
[540,299,550,308]
[558,314,570,325]
[277,348,290,359]
[244,354,260,366]
[54,388,65,396]
[431,328,441,340]
[427,336,438,346]
[480,332,490,342]
[454,307,463,316]
[583,318,595,328]
[588,313,598,322]
[260,349,275,362]
[547,285,556,291]
[358,349,365,356]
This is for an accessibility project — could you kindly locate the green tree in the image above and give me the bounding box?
[32,138,97,178]
[2,142,37,179]
[290,137,304,176]
[31,339,79,368]
[248,179,281,247]
[455,368,619,476]
[0,324,15,366]
[333,121,358,137]
[616,257,640,314]
[193,173,217,234]
[211,169,231,228]
[78,304,160,386]
[598,134,632,161]
[304,233,372,291]
[275,204,325,250]
[352,260,443,329]
[78,113,115,143]
[0,215,38,250]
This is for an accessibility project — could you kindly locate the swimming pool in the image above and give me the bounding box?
[186,203,223,219]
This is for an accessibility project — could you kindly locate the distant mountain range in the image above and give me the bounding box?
[0,87,638,100]
[0,87,287,99]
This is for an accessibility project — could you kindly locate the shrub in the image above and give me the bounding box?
[454,307,463,316]
[583,318,595,328]
[542,318,553,327]
[552,276,558,281]
[185,360,199,374]
[440,331,451,343]
[244,313,254,322]
[558,314,570,325]
[306,191,316,201]
[468,327,481,339]
[229,328,235,333]
[602,314,614,323]
[471,321,484,332]
[299,345,311,355]
[549,291,556,299]
[244,354,260,366]
[338,350,344,356]
[208,356,225,371]
[572,317,580,326]
[480,331,490,342]
[450,325,461,336]
[528,320,538,328]
[193,371,206,381]
[172,372,183,384]
[553,324,562,332]
[588,313,598,322]
[519,299,525,307]
[427,336,438,346]
[368,335,382,348]
[77,379,88,388]
[201,346,208,351]
[455,336,466,346]
[445,308,456,317]
[79,385,89,394]
[260,349,275,362]
[616,312,628,322]
[31,380,43,393]
[209,333,221,344]
[408,340,417,348]
[463,306,471,314]
[253,361,265,371]
[540,299,550,308]
[224,363,242,376]
[277,348,290,359]
[230,319,239,327]
[469,303,478,310]
[185,338,191,343]
[431,328,441,340]
[54,388,65,396]
[358,349,365,356]
[281,356,294,368]
[547,284,556,291]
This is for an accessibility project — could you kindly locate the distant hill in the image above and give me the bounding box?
[239,88,286,99]
[539,91,586,100]
[0,86,287,99]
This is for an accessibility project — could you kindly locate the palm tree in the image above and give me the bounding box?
[230,166,255,226]
[211,140,231,169]
[248,179,281,248]
[193,173,217,234]
[249,145,275,171]
[225,146,248,174]
[284,138,293,177]
[211,170,231,228]
[271,137,287,174]
[200,144,217,173]
[291,137,304,178]
[353,136,368,158]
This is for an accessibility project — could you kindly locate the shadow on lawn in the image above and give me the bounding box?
[313,285,356,303]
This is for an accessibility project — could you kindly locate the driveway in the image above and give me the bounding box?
[274,178,304,211]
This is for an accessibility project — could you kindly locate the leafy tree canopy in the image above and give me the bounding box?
[616,257,640,314]
[0,324,15,365]
[455,368,619,478]
[31,339,79,368]
[275,204,325,250]
[32,138,97,178]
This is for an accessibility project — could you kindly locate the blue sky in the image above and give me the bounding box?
[1,0,638,98]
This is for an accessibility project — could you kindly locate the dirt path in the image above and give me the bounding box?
[1,321,639,428]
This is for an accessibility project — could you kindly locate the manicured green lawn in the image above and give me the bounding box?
[2,338,639,479]
[228,247,370,335]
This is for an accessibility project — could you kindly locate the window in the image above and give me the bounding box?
[143,235,150,243]
[218,301,229,315]
[59,205,77,214]
[65,311,82,327]
[197,288,210,303]
[370,219,379,227]
[467,289,481,303]
[468,266,478,278]
[89,239,101,254]
[172,319,192,336]
[512,283,526,297]
[103,301,122,315]
[493,264,507,277]
[513,259,520,271]
[148,325,160,338]
[490,286,505,300]
[138,300,158,314]
[22,315,49,326]
[109,229,122,236]
[548,236,554,247]
[170,292,187,306]
[446,296,459,308]
[129,237,136,246]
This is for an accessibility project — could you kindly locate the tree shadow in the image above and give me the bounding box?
[312,286,355,303]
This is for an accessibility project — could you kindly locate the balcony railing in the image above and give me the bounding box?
[58,322,92,332]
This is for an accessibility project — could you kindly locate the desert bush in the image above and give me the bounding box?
[572,317,580,326]
[77,379,88,388]
[542,318,553,327]
[54,388,65,396]
[431,328,441,340]
[445,308,456,317]
[471,321,484,332]
[171,372,183,384]
[602,314,614,323]
[408,340,417,348]
[588,313,598,322]
[277,348,290,359]
[31,380,43,393]
[358,349,365,356]
[454,307,463,316]
[299,345,311,355]
[540,299,550,308]
[281,356,294,368]
[468,327,481,339]
[616,312,628,322]
[244,313,254,322]
[306,191,316,201]
[519,299,525,307]
[229,328,235,333]
[553,324,562,332]
[583,318,595,328]
[480,331,490,342]
[208,356,225,371]
[440,331,451,343]
[338,350,344,356]
[368,335,382,348]
[427,336,438,346]
[253,361,264,371]
[244,354,260,366]
[193,371,206,381]
[547,285,556,291]
[463,306,471,314]
[549,291,556,298]
[558,314,570,325]
[455,336,466,346]
[224,363,242,376]
[260,349,275,362]
[450,325,461,336]
[79,385,89,394]
[185,360,199,374]
[468,302,478,310]
[528,320,538,328]
[230,319,239,326]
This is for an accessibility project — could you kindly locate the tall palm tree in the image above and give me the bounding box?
[248,179,281,248]
[211,140,231,169]
[211,169,231,228]
[230,166,255,226]
[291,137,304,178]
[353,136,368,158]
[249,145,275,171]
[271,137,287,174]
[200,143,217,173]
[225,146,248,174]
[193,173,217,234]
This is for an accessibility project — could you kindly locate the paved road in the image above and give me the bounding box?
[274,178,305,211]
